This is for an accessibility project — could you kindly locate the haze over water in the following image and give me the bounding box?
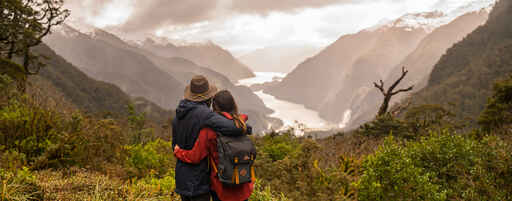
[238,72,346,132]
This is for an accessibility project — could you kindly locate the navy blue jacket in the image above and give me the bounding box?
[172,99,251,196]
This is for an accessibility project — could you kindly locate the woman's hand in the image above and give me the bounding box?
[174,145,180,153]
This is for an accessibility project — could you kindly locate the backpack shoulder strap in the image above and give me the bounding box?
[209,156,218,174]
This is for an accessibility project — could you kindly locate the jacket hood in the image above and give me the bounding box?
[176,99,210,120]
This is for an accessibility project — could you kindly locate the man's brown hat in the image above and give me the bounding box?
[184,75,218,102]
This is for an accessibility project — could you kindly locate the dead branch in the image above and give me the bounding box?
[374,66,414,116]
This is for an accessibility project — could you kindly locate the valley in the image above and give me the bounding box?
[2,0,512,200]
[237,72,348,134]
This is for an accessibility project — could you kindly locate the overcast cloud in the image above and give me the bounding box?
[65,0,482,54]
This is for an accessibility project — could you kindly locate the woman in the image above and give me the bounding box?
[174,90,254,201]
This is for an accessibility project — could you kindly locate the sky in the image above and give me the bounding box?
[65,0,481,55]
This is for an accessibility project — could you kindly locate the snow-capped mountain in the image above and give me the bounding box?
[266,0,495,128]
[370,0,495,32]
[54,22,110,40]
[346,9,491,129]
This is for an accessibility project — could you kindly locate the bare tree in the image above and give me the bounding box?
[374,67,414,116]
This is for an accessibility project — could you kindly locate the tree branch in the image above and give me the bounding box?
[373,80,386,95]
[388,66,409,93]
[391,85,414,96]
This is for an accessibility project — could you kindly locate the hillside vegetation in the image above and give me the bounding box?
[266,3,492,127]
[410,0,512,124]
[2,0,512,200]
[2,66,512,200]
[44,25,278,133]
[44,25,184,109]
[350,10,490,127]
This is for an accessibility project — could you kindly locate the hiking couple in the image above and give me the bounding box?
[172,75,256,201]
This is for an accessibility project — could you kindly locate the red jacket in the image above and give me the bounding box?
[174,112,254,201]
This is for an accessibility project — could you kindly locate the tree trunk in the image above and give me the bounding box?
[8,42,15,59]
[378,96,392,116]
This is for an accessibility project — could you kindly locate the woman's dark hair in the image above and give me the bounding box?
[213,90,247,134]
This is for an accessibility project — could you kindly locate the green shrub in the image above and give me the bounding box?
[125,173,178,200]
[0,95,128,170]
[358,105,460,139]
[0,74,19,105]
[0,97,76,169]
[250,181,289,201]
[125,139,175,178]
[127,104,155,145]
[72,118,125,169]
[255,132,357,201]
[357,132,512,201]
[479,75,512,134]
[0,150,27,170]
[258,132,301,161]
[404,104,459,134]
[357,114,411,139]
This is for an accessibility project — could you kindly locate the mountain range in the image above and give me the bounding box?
[30,44,172,124]
[138,37,255,81]
[44,24,183,110]
[349,10,490,127]
[43,25,279,132]
[265,0,495,129]
[403,0,512,125]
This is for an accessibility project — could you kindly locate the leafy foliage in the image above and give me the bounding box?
[0,0,69,73]
[357,133,512,201]
[249,181,289,201]
[404,104,458,133]
[0,94,75,169]
[479,74,512,134]
[411,0,512,125]
[254,131,357,201]
[127,104,155,145]
[358,104,458,139]
[125,139,174,178]
[357,114,410,138]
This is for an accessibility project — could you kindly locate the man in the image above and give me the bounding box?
[172,75,249,201]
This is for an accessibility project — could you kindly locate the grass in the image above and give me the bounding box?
[34,168,180,201]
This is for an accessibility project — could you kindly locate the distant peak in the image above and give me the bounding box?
[143,34,173,46]
[391,11,447,32]
[184,40,218,48]
[142,34,218,48]
[449,0,496,17]
[365,0,495,33]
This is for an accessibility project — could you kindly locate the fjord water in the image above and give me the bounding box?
[238,72,347,132]
[237,72,286,86]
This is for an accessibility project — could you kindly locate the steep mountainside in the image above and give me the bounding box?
[45,25,277,132]
[345,10,490,127]
[266,15,430,112]
[317,26,428,122]
[142,53,274,112]
[31,44,171,123]
[140,39,254,81]
[265,30,380,111]
[238,45,321,73]
[133,44,280,132]
[405,0,512,124]
[43,25,183,109]
[267,0,496,127]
